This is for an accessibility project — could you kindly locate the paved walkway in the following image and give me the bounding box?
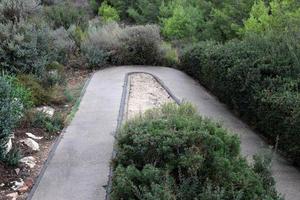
[30,66,300,200]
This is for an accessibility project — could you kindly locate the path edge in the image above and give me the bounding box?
[27,72,95,200]
[105,71,181,200]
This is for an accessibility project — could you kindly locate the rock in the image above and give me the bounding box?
[24,178,34,188]
[6,192,18,200]
[0,183,4,187]
[14,168,20,175]
[36,106,55,118]
[11,179,24,191]
[21,138,39,151]
[20,156,36,168]
[25,132,43,140]
[18,185,29,193]
[5,138,12,154]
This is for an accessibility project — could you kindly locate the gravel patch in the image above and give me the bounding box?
[126,73,174,120]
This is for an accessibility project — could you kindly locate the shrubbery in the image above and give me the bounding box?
[81,23,167,68]
[111,103,281,199]
[179,32,300,165]
[44,1,88,29]
[98,1,120,22]
[0,75,31,162]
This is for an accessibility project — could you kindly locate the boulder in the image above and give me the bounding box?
[19,156,36,168]
[36,106,55,118]
[25,132,43,140]
[21,138,39,151]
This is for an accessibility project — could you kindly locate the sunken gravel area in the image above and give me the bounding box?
[126,73,174,120]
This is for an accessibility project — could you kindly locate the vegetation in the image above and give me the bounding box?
[112,104,281,200]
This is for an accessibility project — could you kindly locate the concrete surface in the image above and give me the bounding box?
[30,66,300,200]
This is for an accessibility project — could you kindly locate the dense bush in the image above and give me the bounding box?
[98,1,120,22]
[0,75,31,162]
[111,103,281,199]
[179,32,300,165]
[0,0,41,23]
[44,1,88,29]
[81,23,166,68]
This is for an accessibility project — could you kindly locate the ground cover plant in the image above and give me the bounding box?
[111,103,282,200]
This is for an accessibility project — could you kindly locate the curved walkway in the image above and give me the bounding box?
[30,66,300,200]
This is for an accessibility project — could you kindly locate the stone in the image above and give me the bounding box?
[21,138,40,151]
[20,156,36,168]
[36,106,55,118]
[18,185,29,193]
[6,192,18,200]
[24,178,34,188]
[0,183,4,187]
[25,132,43,140]
[14,168,20,175]
[11,179,24,191]
[5,138,12,154]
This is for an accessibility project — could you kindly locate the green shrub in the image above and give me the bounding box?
[126,0,162,24]
[98,1,120,22]
[0,75,31,162]
[0,21,65,77]
[16,74,52,106]
[112,103,281,199]
[115,24,163,65]
[44,2,88,29]
[81,22,165,68]
[161,2,204,40]
[30,111,64,135]
[179,32,300,165]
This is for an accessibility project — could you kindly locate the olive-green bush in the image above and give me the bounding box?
[0,75,31,162]
[81,23,165,68]
[44,1,88,29]
[179,33,300,166]
[111,103,281,199]
[98,1,120,22]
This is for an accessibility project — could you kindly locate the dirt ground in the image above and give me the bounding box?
[126,73,174,120]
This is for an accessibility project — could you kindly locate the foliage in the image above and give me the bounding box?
[0,0,41,23]
[160,0,204,40]
[242,0,300,36]
[30,111,64,135]
[44,1,88,29]
[16,74,48,106]
[0,21,65,77]
[179,31,300,165]
[98,1,120,22]
[0,75,31,162]
[81,22,165,68]
[111,103,281,199]
[50,27,76,63]
[127,0,162,24]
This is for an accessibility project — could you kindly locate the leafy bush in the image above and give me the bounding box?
[0,0,41,23]
[29,111,64,135]
[126,0,162,24]
[51,27,76,63]
[81,22,165,68]
[0,21,64,77]
[0,75,31,162]
[179,32,300,165]
[111,103,281,199]
[98,1,120,22]
[17,74,49,106]
[44,2,88,29]
[161,1,204,40]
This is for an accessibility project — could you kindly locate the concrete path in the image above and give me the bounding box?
[30,66,300,200]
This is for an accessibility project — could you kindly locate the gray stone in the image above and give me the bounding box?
[21,138,39,151]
